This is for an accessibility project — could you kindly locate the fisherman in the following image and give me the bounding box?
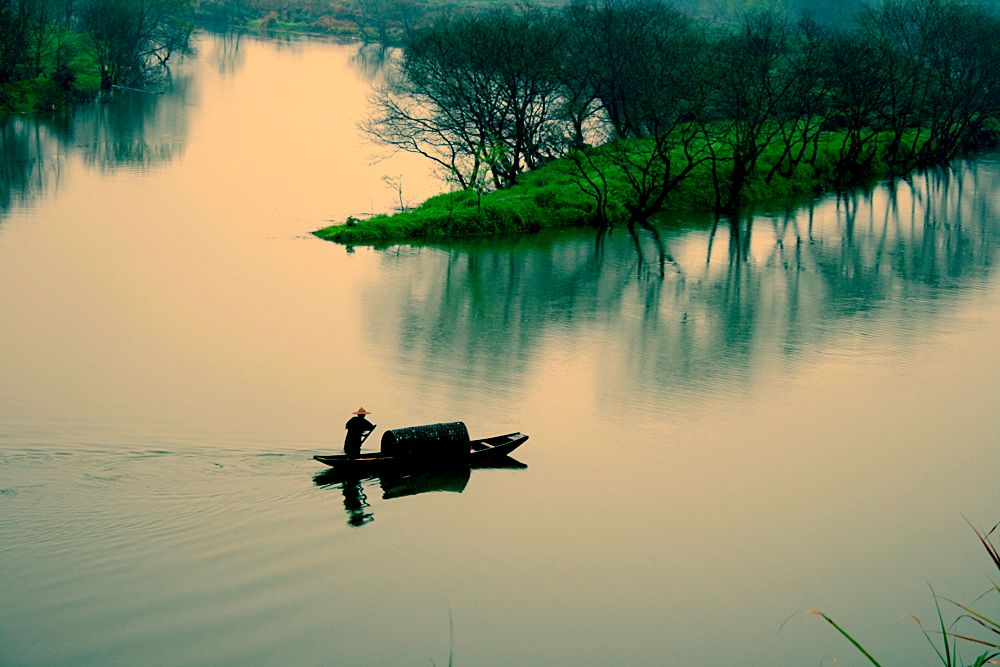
[344,407,375,457]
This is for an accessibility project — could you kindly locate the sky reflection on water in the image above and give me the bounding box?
[1,33,999,667]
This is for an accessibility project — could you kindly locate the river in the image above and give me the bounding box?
[2,32,999,666]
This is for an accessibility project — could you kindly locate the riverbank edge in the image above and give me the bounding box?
[313,129,999,247]
[0,22,358,118]
[0,24,374,118]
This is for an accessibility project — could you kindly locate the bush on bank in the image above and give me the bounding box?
[0,32,101,116]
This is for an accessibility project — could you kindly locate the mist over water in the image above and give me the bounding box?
[1,33,999,666]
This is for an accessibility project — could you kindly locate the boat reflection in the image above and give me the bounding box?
[313,456,527,527]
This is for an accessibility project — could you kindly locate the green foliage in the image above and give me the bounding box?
[0,30,101,115]
[315,176,596,245]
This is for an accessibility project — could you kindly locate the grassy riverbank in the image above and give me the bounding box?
[314,129,940,246]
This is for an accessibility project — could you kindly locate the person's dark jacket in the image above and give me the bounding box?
[344,415,375,455]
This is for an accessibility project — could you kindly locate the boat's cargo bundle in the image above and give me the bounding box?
[380,422,470,458]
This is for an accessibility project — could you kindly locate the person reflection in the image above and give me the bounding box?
[341,477,374,527]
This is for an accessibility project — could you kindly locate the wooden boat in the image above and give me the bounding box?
[313,431,528,475]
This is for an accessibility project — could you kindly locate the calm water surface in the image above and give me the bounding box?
[2,33,1000,666]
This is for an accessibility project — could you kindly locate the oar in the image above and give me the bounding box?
[358,426,377,451]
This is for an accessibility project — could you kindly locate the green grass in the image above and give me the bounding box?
[315,127,935,246]
[810,521,1000,667]
[314,166,602,245]
[0,31,101,116]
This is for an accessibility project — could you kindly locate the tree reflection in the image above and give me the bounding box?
[0,120,66,220]
[78,71,192,170]
[212,30,246,76]
[0,68,191,220]
[349,43,395,82]
[364,160,1000,402]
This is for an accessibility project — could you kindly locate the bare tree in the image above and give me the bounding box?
[568,0,691,140]
[856,0,1000,168]
[914,1,1000,162]
[857,0,935,168]
[567,1,711,228]
[701,10,798,211]
[350,0,419,44]
[554,2,605,151]
[0,0,32,83]
[764,15,832,184]
[825,26,888,182]
[81,0,194,90]
[364,9,565,190]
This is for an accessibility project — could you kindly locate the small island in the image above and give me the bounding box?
[314,0,1000,246]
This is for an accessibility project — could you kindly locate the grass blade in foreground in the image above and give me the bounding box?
[914,587,957,666]
[806,610,883,667]
[943,597,1000,642]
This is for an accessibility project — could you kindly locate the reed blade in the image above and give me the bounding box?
[943,597,1000,638]
[807,610,883,667]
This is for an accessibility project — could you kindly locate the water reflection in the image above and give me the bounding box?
[366,161,1000,402]
[0,69,191,218]
[349,43,396,82]
[81,74,193,170]
[259,31,308,53]
[211,30,247,76]
[314,457,526,527]
[0,120,67,218]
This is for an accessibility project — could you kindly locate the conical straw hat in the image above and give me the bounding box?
[353,407,371,415]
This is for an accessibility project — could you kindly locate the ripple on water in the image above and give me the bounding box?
[1,441,357,662]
